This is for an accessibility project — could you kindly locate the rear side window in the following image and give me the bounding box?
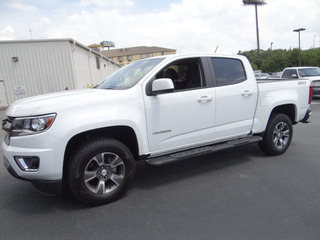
[211,58,246,86]
[282,69,297,79]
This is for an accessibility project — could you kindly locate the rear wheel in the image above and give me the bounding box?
[259,113,293,156]
[67,138,135,206]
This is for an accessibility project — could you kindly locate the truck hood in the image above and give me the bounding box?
[6,89,131,117]
[301,76,320,82]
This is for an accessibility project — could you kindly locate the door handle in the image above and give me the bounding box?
[197,96,212,103]
[241,90,253,97]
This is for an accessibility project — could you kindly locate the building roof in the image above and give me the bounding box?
[88,43,101,48]
[101,46,176,57]
[0,38,121,67]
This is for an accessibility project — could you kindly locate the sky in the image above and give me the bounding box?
[0,0,319,54]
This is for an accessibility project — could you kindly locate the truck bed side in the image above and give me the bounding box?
[252,79,311,134]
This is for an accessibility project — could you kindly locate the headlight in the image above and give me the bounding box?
[11,114,56,136]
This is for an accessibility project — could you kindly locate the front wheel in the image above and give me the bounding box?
[259,113,293,156]
[67,138,135,206]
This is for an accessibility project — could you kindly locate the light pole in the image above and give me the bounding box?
[270,42,273,56]
[243,0,266,54]
[293,28,305,66]
[313,35,316,48]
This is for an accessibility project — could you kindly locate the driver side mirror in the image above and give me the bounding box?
[151,78,174,95]
[291,74,298,79]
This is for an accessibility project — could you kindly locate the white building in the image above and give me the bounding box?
[0,38,121,108]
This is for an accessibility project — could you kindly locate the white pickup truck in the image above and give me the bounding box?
[281,66,320,95]
[2,54,312,205]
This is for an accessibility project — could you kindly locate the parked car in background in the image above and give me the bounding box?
[281,67,320,95]
[270,72,282,78]
[255,73,270,79]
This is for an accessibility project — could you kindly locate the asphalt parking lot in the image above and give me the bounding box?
[0,97,320,240]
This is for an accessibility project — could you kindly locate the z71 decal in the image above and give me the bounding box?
[298,81,307,85]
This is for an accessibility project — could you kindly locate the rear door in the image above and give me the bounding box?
[210,57,258,141]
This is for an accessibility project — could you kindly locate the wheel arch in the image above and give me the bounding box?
[63,126,139,181]
[270,104,296,124]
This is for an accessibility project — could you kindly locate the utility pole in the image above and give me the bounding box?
[293,28,305,66]
[243,0,266,54]
[254,4,260,53]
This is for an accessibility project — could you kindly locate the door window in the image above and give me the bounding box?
[155,58,204,91]
[211,58,247,86]
[282,69,298,79]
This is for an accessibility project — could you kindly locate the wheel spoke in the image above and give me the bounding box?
[96,180,106,194]
[280,122,287,131]
[279,139,285,148]
[92,155,103,166]
[283,129,290,137]
[110,155,124,168]
[110,174,124,186]
[84,170,96,183]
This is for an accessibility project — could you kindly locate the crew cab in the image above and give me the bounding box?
[2,54,312,205]
[281,66,320,95]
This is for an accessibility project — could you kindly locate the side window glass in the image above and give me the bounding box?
[282,70,290,79]
[284,69,296,79]
[211,58,246,86]
[155,59,204,91]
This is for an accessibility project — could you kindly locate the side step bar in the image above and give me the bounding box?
[146,136,262,166]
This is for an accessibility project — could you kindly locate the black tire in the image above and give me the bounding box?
[258,113,293,156]
[67,138,135,206]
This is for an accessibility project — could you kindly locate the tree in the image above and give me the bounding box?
[239,48,320,73]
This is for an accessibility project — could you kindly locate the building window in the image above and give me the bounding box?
[161,52,167,55]
[95,56,100,69]
[148,53,153,58]
[118,56,123,62]
[127,55,132,61]
[141,54,146,59]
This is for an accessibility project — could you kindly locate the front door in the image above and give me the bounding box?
[143,58,216,155]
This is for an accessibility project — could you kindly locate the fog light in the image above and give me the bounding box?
[14,156,39,172]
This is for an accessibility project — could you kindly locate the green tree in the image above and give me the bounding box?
[239,48,320,73]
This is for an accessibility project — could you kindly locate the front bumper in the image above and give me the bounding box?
[2,131,65,195]
[4,155,62,194]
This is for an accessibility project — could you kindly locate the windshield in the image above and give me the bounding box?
[98,58,164,90]
[298,68,320,77]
